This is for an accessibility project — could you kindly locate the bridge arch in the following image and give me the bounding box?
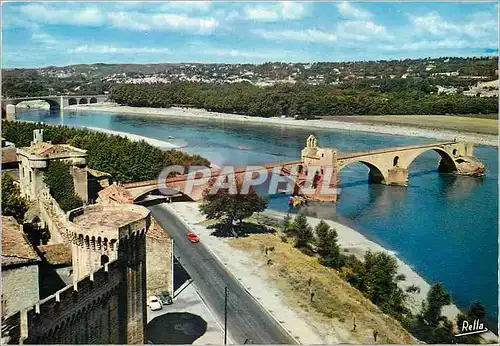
[405,147,458,173]
[89,97,98,104]
[68,98,78,105]
[79,98,88,104]
[338,160,387,184]
[132,186,195,204]
[2,98,62,112]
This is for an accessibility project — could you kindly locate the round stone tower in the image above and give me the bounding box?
[66,203,151,344]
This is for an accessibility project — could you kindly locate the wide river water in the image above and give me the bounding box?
[17,109,498,326]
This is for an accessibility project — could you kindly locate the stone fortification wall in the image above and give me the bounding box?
[37,186,68,244]
[2,259,124,344]
[146,218,173,297]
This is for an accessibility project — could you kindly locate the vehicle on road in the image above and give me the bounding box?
[187,232,200,243]
[158,291,173,305]
[147,296,162,311]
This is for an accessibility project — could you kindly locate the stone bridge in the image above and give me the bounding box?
[122,135,485,203]
[335,141,480,185]
[1,95,108,119]
[121,161,303,202]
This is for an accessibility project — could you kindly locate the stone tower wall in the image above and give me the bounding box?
[2,260,123,344]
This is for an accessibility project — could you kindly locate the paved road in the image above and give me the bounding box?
[149,204,297,345]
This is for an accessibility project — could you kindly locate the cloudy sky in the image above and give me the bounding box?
[2,1,498,68]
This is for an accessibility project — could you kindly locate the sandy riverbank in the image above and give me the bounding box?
[83,126,180,149]
[68,103,498,146]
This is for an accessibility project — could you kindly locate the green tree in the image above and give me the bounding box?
[455,301,487,344]
[355,251,408,317]
[43,160,83,212]
[290,214,313,249]
[315,220,343,269]
[423,283,452,326]
[282,213,292,234]
[199,180,268,236]
[1,173,28,223]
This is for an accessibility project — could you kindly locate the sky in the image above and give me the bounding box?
[2,1,498,68]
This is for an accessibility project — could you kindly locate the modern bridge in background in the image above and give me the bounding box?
[1,95,108,118]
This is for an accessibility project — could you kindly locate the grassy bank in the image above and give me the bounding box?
[228,233,417,344]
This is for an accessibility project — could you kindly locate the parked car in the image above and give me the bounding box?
[147,296,162,311]
[158,291,173,305]
[187,232,200,243]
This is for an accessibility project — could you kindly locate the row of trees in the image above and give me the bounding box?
[110,82,498,118]
[282,213,488,344]
[283,214,408,320]
[2,121,210,183]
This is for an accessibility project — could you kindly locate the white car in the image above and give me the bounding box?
[147,296,162,311]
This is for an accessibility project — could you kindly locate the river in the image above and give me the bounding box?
[16,109,498,327]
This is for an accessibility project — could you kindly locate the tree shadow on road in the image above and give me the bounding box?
[146,312,207,344]
[208,221,276,238]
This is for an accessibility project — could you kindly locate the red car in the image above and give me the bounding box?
[187,232,200,243]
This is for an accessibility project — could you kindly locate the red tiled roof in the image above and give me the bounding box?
[98,184,134,204]
[1,216,40,266]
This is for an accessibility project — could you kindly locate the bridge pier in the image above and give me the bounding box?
[6,105,16,121]
[385,167,409,186]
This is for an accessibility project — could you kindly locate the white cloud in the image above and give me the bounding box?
[69,45,171,54]
[337,2,372,19]
[17,4,218,34]
[20,4,105,26]
[161,1,212,12]
[410,11,497,39]
[336,21,394,41]
[243,2,306,22]
[252,29,337,43]
[206,48,282,59]
[31,30,59,46]
[410,12,461,36]
[109,11,218,34]
[107,12,151,31]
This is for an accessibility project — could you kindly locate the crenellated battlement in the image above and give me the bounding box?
[2,260,123,344]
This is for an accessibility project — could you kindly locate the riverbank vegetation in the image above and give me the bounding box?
[2,121,210,183]
[110,81,498,118]
[228,232,417,344]
[228,211,489,343]
[279,213,490,344]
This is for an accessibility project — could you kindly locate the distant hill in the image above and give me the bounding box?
[2,56,497,98]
